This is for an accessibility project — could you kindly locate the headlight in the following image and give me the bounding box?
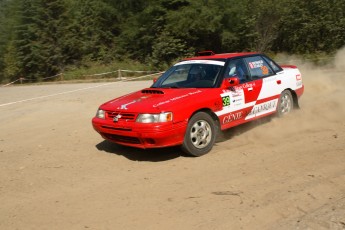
[96,109,105,119]
[136,112,173,123]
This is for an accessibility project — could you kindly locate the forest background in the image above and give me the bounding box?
[0,0,344,83]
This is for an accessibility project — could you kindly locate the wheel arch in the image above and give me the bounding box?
[189,108,221,132]
[283,88,300,109]
[181,108,220,156]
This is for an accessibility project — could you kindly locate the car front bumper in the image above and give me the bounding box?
[92,117,187,149]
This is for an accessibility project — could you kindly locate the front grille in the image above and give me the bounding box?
[106,111,136,121]
[102,133,141,144]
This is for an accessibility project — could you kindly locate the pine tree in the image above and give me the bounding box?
[0,0,21,82]
[65,0,119,63]
[15,0,67,81]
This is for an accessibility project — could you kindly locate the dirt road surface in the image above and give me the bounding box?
[1,57,345,229]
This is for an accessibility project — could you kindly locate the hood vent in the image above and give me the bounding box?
[141,89,164,94]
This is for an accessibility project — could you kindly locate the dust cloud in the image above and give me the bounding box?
[292,47,345,122]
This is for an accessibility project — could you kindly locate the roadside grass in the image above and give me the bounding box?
[61,60,161,81]
[2,52,336,86]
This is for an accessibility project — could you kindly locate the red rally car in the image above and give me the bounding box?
[92,52,304,156]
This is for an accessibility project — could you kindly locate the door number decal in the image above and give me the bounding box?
[222,95,230,107]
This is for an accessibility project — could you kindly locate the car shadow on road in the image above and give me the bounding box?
[96,140,186,162]
[96,116,274,161]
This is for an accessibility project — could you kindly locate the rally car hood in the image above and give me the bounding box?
[100,88,205,113]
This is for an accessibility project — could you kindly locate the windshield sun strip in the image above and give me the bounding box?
[174,60,225,66]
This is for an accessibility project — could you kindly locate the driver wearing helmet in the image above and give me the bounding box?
[225,60,247,83]
[189,66,205,81]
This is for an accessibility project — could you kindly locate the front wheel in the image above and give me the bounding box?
[181,112,217,157]
[277,90,293,117]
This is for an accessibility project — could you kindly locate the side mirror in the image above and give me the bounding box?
[221,77,240,89]
[153,78,157,83]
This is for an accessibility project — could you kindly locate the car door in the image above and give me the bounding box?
[217,58,259,129]
[242,55,281,120]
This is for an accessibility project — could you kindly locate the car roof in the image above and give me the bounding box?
[184,52,259,61]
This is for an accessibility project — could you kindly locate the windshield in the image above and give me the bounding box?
[152,60,225,88]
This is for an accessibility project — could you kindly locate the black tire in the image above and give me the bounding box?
[277,90,293,117]
[181,112,217,157]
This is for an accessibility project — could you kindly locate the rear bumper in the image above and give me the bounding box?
[92,118,187,148]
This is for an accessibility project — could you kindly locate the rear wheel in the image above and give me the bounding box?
[181,112,216,157]
[277,90,293,117]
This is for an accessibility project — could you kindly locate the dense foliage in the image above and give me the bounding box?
[0,0,344,83]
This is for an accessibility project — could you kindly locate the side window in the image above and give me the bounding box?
[244,56,274,79]
[262,56,282,72]
[223,59,249,83]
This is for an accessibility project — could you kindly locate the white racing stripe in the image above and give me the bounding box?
[215,102,256,116]
[245,99,278,120]
[175,60,225,66]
